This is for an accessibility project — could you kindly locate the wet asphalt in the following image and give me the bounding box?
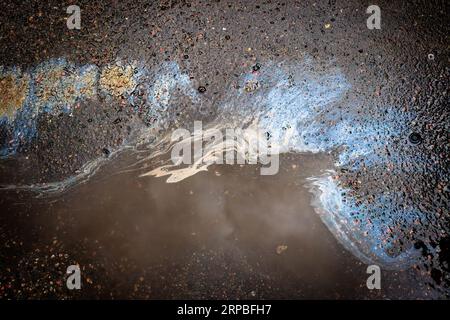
[0,0,449,299]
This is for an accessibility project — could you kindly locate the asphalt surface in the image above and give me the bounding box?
[0,0,448,299]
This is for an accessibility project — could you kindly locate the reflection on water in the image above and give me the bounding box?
[0,150,428,298]
[1,55,447,297]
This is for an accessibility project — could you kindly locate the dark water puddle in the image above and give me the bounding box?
[0,152,431,299]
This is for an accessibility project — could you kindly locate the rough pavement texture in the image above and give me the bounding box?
[0,0,448,299]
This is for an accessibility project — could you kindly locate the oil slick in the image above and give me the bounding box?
[99,64,137,97]
[308,171,421,269]
[0,71,30,120]
[141,121,280,183]
[0,59,153,156]
[0,56,447,294]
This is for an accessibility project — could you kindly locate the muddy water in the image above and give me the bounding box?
[0,150,428,299]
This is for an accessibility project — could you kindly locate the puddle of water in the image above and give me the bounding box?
[0,56,440,298]
[0,151,426,299]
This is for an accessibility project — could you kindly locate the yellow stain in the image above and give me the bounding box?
[0,74,29,119]
[34,65,98,109]
[99,65,136,97]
